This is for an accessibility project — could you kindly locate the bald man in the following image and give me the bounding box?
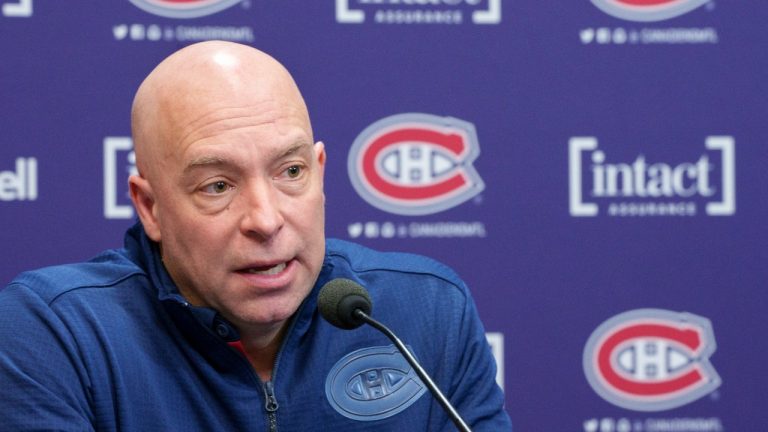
[0,42,511,431]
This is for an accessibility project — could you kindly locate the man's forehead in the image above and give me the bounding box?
[161,98,311,156]
[175,99,309,134]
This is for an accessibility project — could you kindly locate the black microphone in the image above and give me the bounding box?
[318,278,472,432]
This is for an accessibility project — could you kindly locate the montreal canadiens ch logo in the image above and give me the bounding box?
[326,345,426,421]
[590,0,710,22]
[583,309,721,411]
[348,113,484,216]
[129,0,242,19]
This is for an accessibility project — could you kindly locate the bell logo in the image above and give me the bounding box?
[590,0,709,22]
[0,158,37,201]
[583,309,721,411]
[348,113,484,216]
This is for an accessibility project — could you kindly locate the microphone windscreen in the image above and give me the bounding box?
[318,278,373,330]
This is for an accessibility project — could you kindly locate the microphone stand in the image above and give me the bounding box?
[354,309,472,432]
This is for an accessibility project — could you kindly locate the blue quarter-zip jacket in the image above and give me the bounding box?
[0,223,511,431]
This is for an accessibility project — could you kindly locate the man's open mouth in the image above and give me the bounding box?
[240,262,287,276]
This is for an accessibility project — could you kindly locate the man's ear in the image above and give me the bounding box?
[314,140,326,170]
[314,141,327,193]
[129,175,162,241]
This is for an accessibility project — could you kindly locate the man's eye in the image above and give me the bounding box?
[286,165,302,178]
[203,181,231,194]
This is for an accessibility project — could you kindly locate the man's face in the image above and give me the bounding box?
[146,99,326,332]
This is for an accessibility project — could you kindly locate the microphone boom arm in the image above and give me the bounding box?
[353,309,472,432]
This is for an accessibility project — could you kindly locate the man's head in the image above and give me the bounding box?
[129,41,326,339]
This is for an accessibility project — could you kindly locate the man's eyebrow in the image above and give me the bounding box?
[279,141,312,159]
[183,156,232,174]
[182,141,312,174]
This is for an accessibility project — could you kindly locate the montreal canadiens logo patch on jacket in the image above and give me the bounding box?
[326,345,426,421]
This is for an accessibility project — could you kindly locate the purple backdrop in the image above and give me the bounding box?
[2,1,767,430]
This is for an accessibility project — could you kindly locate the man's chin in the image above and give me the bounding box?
[233,304,298,329]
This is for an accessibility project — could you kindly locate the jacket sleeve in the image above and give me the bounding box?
[434,284,513,431]
[0,283,95,431]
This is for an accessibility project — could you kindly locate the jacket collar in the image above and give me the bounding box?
[123,221,337,343]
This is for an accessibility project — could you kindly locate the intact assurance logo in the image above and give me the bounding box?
[346,113,487,240]
[568,136,735,217]
[336,0,501,25]
[583,309,721,412]
[580,0,718,45]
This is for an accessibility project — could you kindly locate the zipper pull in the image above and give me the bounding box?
[264,381,279,432]
[264,381,279,413]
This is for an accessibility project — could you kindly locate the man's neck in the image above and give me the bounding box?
[238,323,288,382]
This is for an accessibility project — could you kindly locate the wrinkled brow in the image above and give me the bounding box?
[183,156,231,175]
[279,141,312,159]
[183,141,312,175]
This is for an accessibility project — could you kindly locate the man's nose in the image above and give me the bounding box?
[239,181,285,240]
